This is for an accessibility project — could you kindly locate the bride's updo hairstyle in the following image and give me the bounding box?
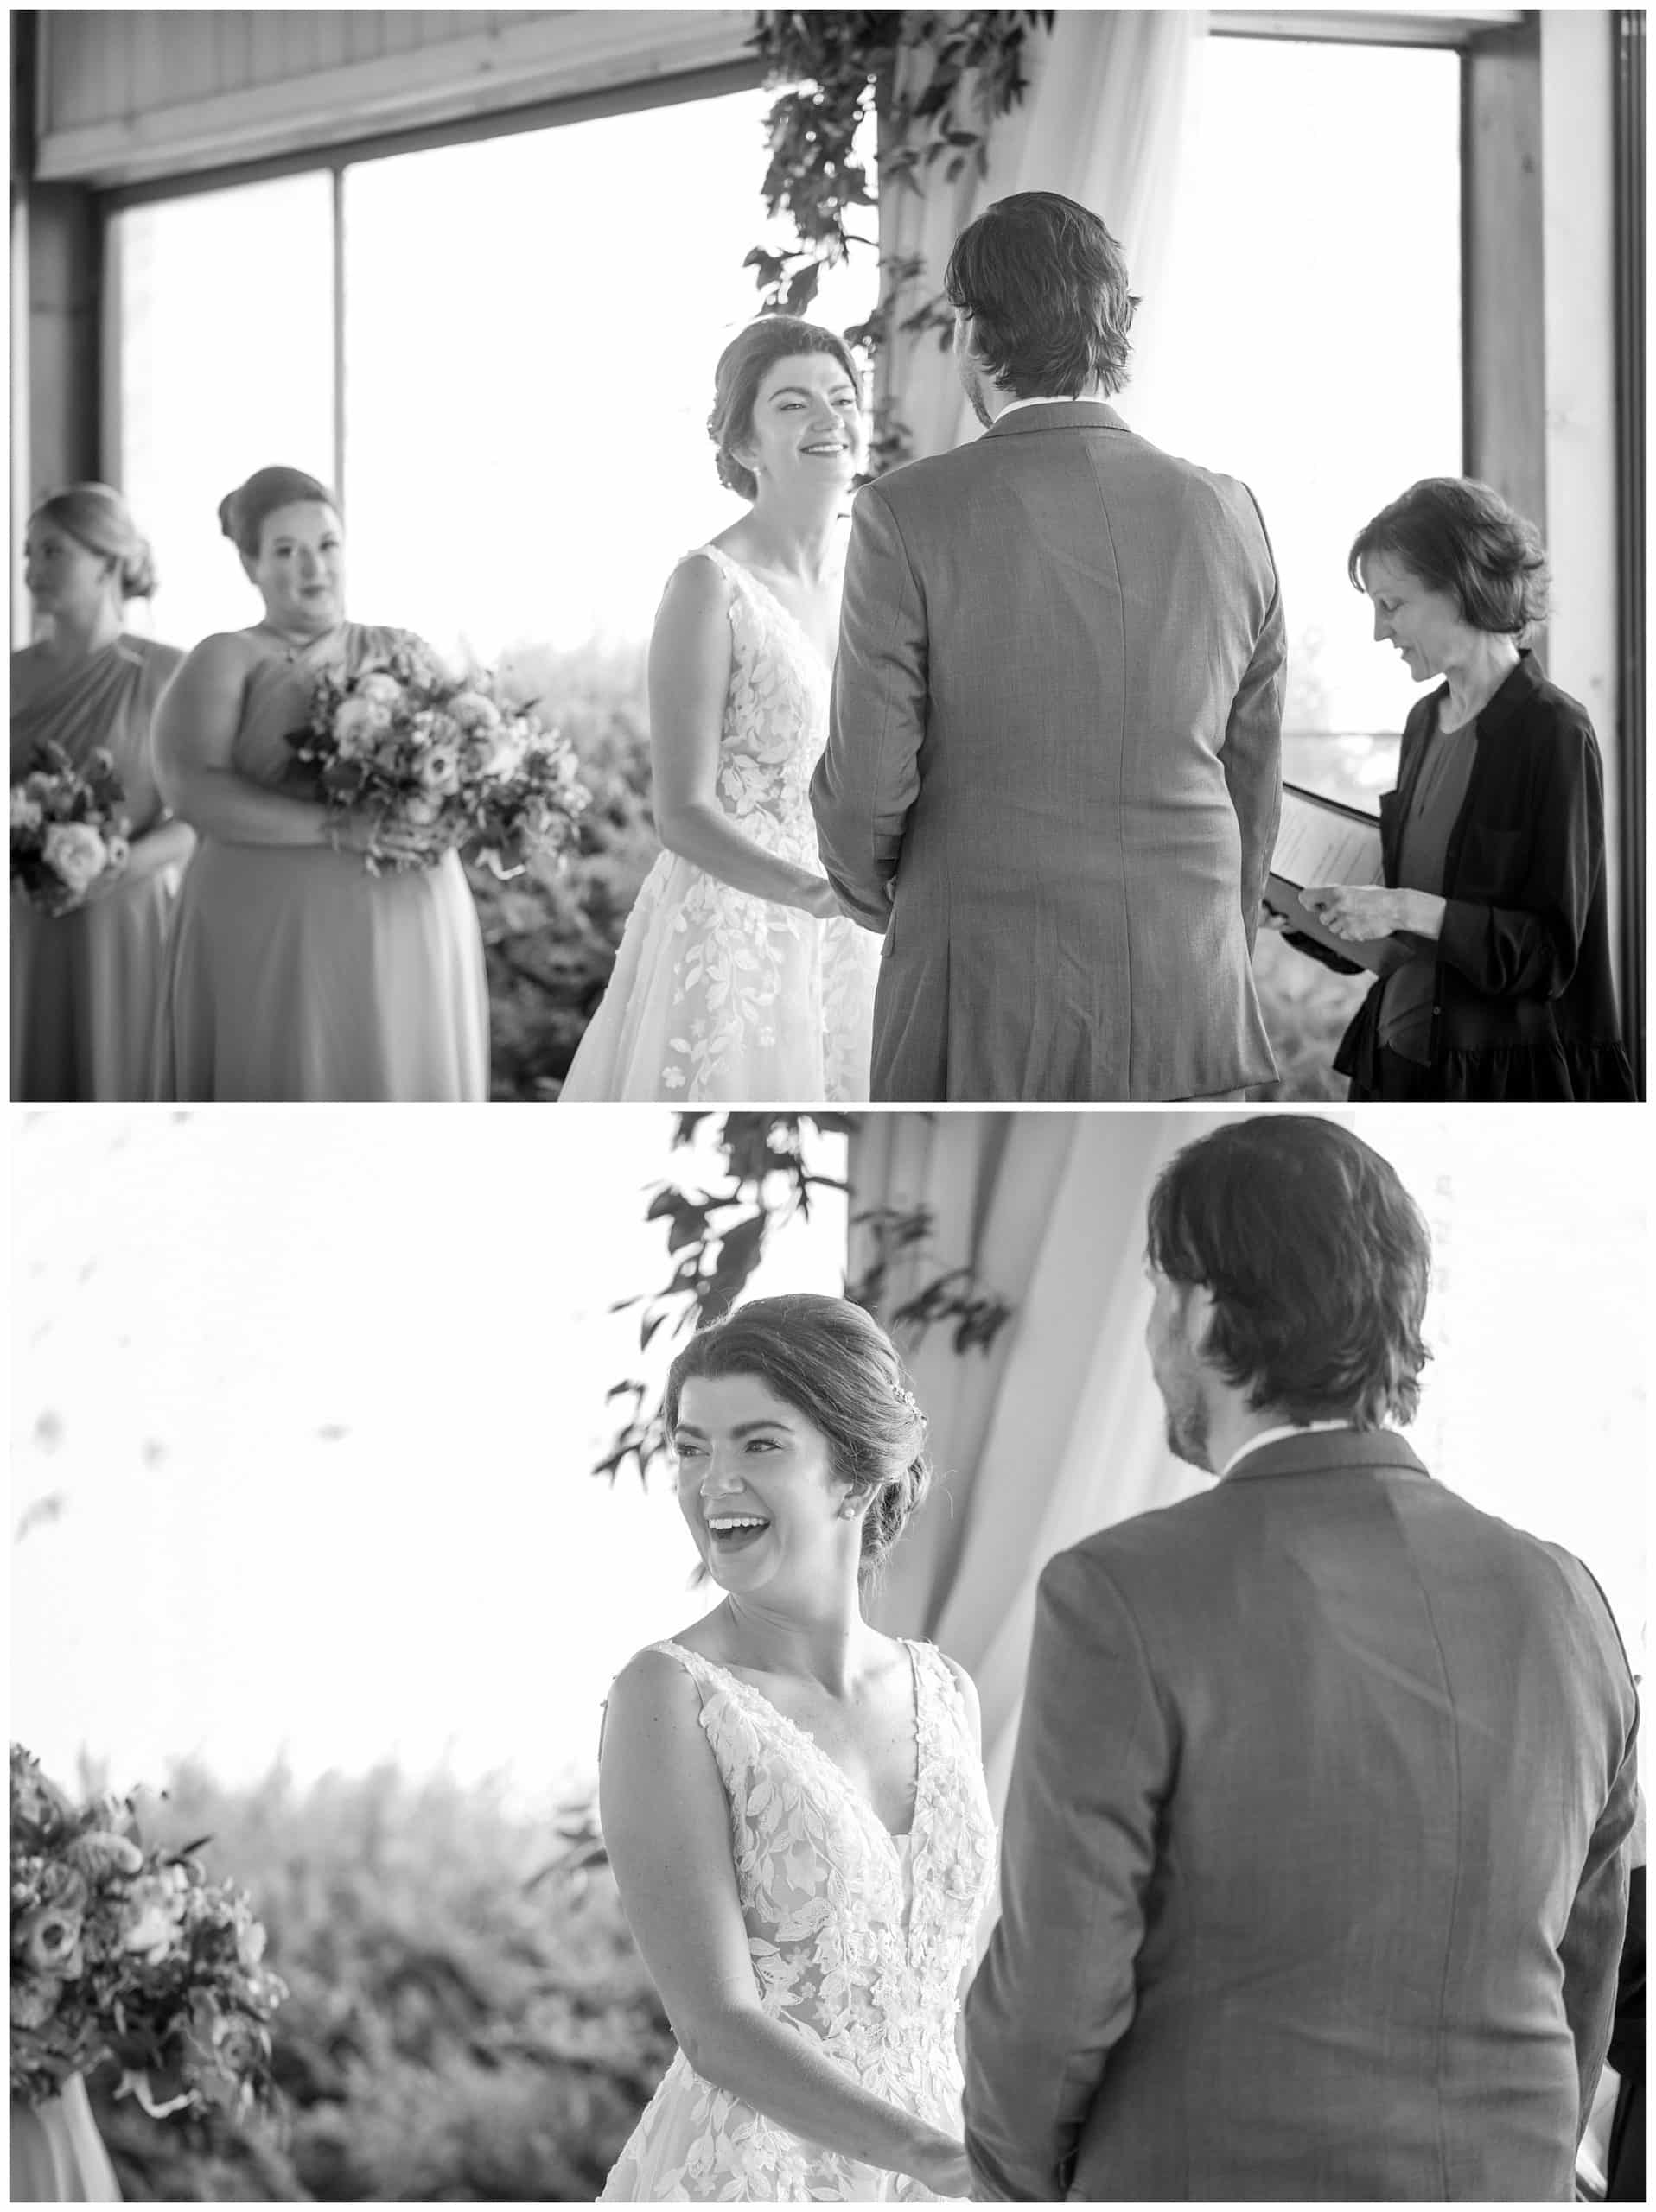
[218,466,338,561]
[663,1293,932,1583]
[30,484,157,601]
[707,316,862,501]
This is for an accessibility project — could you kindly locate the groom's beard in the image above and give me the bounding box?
[955,354,996,431]
[1158,1377,1214,1472]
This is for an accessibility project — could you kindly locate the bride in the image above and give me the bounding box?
[561,320,879,1101]
[598,1295,996,2202]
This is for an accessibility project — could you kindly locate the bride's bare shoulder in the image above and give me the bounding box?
[612,1614,723,1700]
[662,544,735,605]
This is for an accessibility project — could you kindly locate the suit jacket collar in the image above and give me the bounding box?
[984,398,1129,439]
[1221,1427,1430,1484]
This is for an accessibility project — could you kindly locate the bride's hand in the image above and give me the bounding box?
[795,875,844,922]
[909,2132,972,2199]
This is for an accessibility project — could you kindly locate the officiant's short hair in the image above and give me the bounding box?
[945,191,1138,400]
[1146,1118,1431,1428]
[1348,478,1551,639]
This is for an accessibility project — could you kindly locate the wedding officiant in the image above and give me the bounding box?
[1287,477,1634,1102]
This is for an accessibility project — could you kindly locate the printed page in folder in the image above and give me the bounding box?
[1266,784,1407,977]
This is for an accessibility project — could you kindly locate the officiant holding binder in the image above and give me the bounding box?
[1274,477,1635,1102]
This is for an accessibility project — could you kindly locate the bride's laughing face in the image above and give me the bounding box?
[672,1372,859,1594]
[736,353,865,501]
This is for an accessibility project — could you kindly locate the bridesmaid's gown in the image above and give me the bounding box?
[153,622,490,1102]
[10,635,189,1101]
[9,2076,122,2201]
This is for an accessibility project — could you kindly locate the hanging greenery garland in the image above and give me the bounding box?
[595,1112,1015,1488]
[745,10,1055,470]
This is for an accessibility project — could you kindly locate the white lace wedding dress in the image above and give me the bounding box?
[560,546,879,1102]
[600,1639,997,2203]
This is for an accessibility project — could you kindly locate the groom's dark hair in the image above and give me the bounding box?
[1146,1118,1432,1427]
[945,191,1138,399]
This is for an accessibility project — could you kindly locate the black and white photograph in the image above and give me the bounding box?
[8,7,1650,2210]
[8,1106,1647,2199]
[9,8,1645,1103]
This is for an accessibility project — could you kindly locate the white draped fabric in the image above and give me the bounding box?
[850,1111,1234,1821]
[876,10,1210,461]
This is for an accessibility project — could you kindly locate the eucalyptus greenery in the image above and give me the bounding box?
[596,1112,1015,1488]
[746,10,1056,470]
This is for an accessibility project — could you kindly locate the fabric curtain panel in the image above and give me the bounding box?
[850,1110,1238,1822]
[876,10,1210,461]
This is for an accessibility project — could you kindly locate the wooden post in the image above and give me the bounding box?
[1611,8,1646,1095]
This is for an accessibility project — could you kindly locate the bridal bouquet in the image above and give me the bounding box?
[10,1744,287,2120]
[9,741,131,914]
[287,644,589,878]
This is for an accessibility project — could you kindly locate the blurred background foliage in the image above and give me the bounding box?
[81,1762,669,2202]
[485,643,1379,1103]
[468,641,658,1103]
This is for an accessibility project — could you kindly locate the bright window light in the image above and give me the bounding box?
[115,172,336,649]
[1135,37,1463,810]
[340,87,876,662]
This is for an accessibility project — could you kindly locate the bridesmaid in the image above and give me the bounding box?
[10,485,192,1100]
[151,466,489,1101]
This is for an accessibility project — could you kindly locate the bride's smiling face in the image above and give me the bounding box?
[735,353,865,499]
[672,1372,858,1593]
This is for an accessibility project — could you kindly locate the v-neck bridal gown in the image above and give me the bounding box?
[561,546,878,1102]
[600,1639,997,2203]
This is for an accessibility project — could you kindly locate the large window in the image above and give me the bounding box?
[112,86,876,665]
[1133,35,1463,810]
[114,41,1455,715]
[116,171,337,645]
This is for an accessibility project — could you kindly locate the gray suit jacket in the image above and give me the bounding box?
[810,402,1283,1101]
[964,1429,1640,2202]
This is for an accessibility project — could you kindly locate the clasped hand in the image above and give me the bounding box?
[331,810,452,866]
[1298,884,1417,943]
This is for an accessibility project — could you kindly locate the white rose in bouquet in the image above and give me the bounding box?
[356,671,404,709]
[449,691,501,735]
[402,791,445,828]
[42,821,108,899]
[333,696,385,758]
[121,1865,190,1961]
[478,725,531,780]
[10,789,43,833]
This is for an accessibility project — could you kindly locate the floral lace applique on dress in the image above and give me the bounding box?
[599,1640,997,2203]
[560,547,878,1103]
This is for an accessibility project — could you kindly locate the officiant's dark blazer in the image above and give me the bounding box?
[964,1428,1640,2202]
[1332,651,1637,1100]
[809,402,1283,1102]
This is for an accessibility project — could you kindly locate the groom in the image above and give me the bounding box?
[810,191,1283,1102]
[964,1117,1639,2200]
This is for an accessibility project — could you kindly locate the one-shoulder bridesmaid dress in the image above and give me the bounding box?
[10,634,188,1101]
[153,623,490,1102]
